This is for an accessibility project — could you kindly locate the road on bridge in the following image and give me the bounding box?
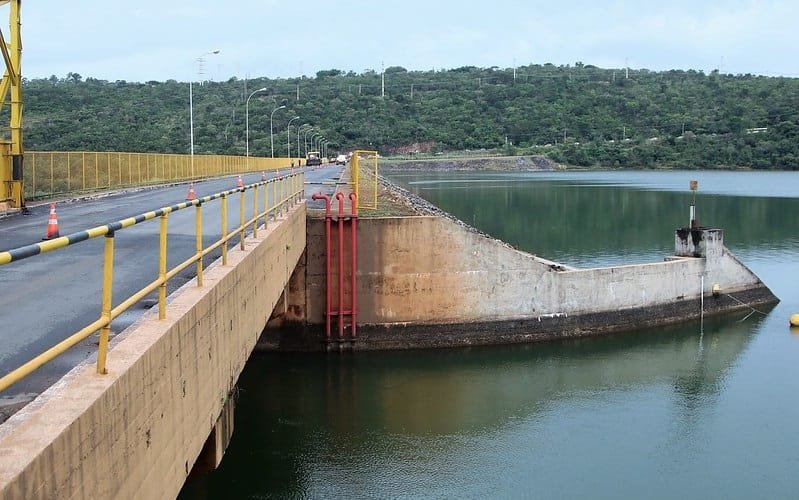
[0,164,343,413]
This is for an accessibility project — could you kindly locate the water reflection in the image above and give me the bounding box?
[181,312,761,499]
[181,170,798,499]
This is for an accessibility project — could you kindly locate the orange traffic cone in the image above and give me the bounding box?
[236,175,244,188]
[43,202,60,240]
[186,182,197,201]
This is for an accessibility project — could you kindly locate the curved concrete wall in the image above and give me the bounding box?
[289,215,776,349]
[305,216,768,325]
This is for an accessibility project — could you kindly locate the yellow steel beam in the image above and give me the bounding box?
[0,69,10,109]
[0,29,18,87]
[0,0,23,210]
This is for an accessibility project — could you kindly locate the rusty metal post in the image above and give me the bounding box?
[335,192,345,343]
[349,192,358,341]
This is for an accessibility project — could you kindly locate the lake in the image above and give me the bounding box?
[181,169,799,499]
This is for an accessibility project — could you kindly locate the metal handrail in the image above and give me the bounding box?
[0,172,305,392]
[23,151,297,201]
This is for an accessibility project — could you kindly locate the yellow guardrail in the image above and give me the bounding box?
[351,150,379,210]
[24,151,299,201]
[0,172,305,393]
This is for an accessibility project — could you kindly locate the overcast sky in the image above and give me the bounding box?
[16,0,799,83]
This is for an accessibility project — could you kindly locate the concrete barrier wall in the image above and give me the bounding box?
[291,216,775,350]
[0,203,306,499]
[305,216,767,326]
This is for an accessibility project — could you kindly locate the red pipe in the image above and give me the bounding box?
[335,192,345,343]
[311,193,332,343]
[349,192,358,340]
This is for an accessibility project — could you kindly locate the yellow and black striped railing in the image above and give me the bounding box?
[0,172,305,392]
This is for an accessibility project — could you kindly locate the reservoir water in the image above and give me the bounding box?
[181,170,799,499]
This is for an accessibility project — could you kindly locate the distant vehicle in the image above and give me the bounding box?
[306,151,322,166]
[335,154,347,165]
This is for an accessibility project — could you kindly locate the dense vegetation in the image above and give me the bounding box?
[18,63,799,169]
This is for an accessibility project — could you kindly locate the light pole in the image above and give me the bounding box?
[189,49,220,179]
[318,138,327,160]
[304,128,315,157]
[245,87,268,164]
[298,124,309,162]
[270,104,286,158]
[309,132,317,152]
[287,116,300,161]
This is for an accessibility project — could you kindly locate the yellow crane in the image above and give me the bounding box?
[0,0,23,213]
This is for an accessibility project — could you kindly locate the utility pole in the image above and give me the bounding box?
[381,61,385,98]
[513,57,517,83]
[410,83,414,99]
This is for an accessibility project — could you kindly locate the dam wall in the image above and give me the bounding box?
[268,215,776,350]
[0,203,306,499]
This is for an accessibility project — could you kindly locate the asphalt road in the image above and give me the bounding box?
[0,164,343,409]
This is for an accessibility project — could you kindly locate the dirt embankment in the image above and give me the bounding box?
[381,155,562,172]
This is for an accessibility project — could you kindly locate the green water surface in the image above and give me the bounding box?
[181,170,799,499]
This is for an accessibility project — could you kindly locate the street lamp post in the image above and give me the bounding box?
[303,128,315,157]
[245,87,269,165]
[270,104,286,158]
[189,49,220,179]
[305,128,318,154]
[319,139,324,158]
[287,116,300,162]
[298,124,309,163]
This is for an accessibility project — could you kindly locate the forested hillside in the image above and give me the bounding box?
[19,64,799,169]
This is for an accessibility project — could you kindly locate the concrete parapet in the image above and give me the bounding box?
[0,203,306,499]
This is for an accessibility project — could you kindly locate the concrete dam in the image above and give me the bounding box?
[0,183,778,499]
[267,193,778,350]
